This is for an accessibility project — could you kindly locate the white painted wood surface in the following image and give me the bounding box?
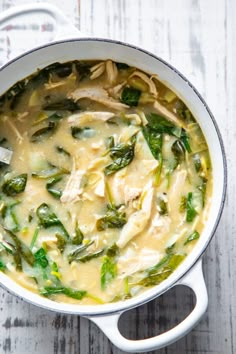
[0,0,234,353]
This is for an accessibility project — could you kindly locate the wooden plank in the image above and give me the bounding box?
[0,0,235,353]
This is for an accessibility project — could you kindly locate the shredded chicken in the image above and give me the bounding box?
[69,87,129,111]
[124,186,142,204]
[129,70,158,97]
[68,111,115,124]
[153,100,185,128]
[90,62,106,80]
[60,159,85,204]
[117,247,162,277]
[117,182,154,248]
[106,60,118,85]
[108,81,127,98]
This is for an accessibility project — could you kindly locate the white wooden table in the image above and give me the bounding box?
[0,0,234,353]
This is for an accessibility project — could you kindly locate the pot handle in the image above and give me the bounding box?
[89,260,208,353]
[0,3,83,65]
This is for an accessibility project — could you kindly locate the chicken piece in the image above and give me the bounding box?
[117,182,154,248]
[106,60,118,85]
[90,62,106,80]
[60,159,85,204]
[153,100,186,128]
[129,71,158,97]
[69,87,129,111]
[117,247,162,277]
[124,186,142,204]
[68,111,115,124]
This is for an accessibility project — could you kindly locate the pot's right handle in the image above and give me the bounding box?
[90,260,208,353]
[0,3,84,65]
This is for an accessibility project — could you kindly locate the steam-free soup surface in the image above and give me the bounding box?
[0,60,212,304]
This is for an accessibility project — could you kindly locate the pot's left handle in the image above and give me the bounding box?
[0,3,83,66]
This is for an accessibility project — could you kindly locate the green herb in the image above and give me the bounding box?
[105,136,115,149]
[55,233,67,253]
[75,249,105,263]
[72,222,84,245]
[101,255,117,290]
[116,62,130,70]
[68,241,94,264]
[75,61,91,80]
[1,202,20,232]
[96,204,126,231]
[179,196,187,212]
[186,192,198,222]
[145,113,181,136]
[104,135,136,176]
[30,121,57,142]
[106,244,119,257]
[2,174,27,196]
[184,231,200,245]
[48,62,73,78]
[32,163,69,179]
[46,176,63,199]
[157,196,168,215]
[5,229,34,268]
[180,129,191,153]
[142,126,163,185]
[140,253,185,287]
[171,139,186,164]
[56,146,71,157]
[30,226,40,250]
[48,112,64,121]
[197,178,207,207]
[121,87,141,106]
[43,99,80,112]
[34,248,48,268]
[71,126,96,139]
[176,101,193,121]
[36,203,70,238]
[0,259,6,271]
[41,286,87,300]
[0,240,14,254]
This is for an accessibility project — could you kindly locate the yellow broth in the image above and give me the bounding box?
[0,60,212,304]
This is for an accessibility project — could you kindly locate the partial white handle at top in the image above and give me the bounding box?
[0,2,83,62]
[89,260,208,353]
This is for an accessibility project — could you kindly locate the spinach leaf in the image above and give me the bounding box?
[72,222,84,245]
[30,121,57,142]
[186,192,198,222]
[71,126,96,139]
[180,129,191,153]
[36,203,70,238]
[96,204,126,231]
[145,113,181,136]
[75,249,105,263]
[48,62,72,78]
[41,286,87,300]
[104,135,136,176]
[106,244,119,257]
[157,196,168,215]
[43,99,80,112]
[121,87,141,106]
[5,229,34,268]
[2,174,27,196]
[184,231,200,245]
[68,241,94,264]
[46,176,63,199]
[56,233,67,253]
[34,248,48,268]
[171,139,186,164]
[101,255,117,290]
[1,202,20,232]
[32,163,69,179]
[0,259,6,271]
[115,62,130,70]
[197,178,207,207]
[142,126,163,184]
[176,101,193,121]
[140,253,185,287]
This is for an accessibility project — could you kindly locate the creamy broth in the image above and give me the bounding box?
[0,60,212,304]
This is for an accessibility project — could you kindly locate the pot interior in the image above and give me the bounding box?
[0,39,226,315]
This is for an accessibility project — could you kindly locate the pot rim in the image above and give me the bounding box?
[0,37,227,316]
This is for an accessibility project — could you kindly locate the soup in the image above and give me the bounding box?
[0,60,212,304]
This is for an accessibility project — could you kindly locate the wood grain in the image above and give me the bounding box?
[0,0,234,353]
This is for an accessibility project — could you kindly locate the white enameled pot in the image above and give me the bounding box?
[0,4,227,353]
